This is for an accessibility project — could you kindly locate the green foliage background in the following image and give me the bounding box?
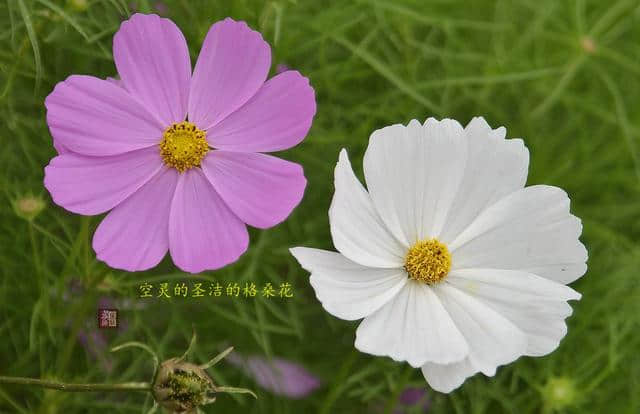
[1,0,639,413]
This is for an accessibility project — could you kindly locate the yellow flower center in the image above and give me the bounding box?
[160,122,209,172]
[404,239,451,284]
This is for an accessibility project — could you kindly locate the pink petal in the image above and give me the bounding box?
[113,13,191,126]
[201,151,306,229]
[169,168,249,273]
[45,75,164,156]
[44,146,163,215]
[208,71,316,152]
[53,139,70,154]
[105,76,123,88]
[276,63,290,74]
[52,75,123,155]
[93,167,178,271]
[398,387,429,408]
[227,353,322,399]
[188,18,270,130]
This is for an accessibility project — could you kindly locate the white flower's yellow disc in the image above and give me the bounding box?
[405,239,451,284]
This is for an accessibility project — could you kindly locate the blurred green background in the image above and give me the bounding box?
[1,0,639,413]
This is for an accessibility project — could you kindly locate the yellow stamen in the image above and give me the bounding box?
[404,239,451,284]
[160,121,209,172]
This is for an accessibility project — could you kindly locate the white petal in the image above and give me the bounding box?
[421,358,478,393]
[439,117,529,243]
[448,268,581,302]
[363,118,468,246]
[355,281,468,367]
[509,311,570,356]
[433,284,527,376]
[450,185,588,284]
[290,247,407,320]
[448,268,580,356]
[329,149,406,268]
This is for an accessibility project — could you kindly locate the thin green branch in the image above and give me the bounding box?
[0,376,151,393]
[111,341,160,374]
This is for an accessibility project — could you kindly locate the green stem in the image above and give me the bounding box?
[0,376,151,393]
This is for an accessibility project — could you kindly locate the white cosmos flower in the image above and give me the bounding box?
[290,117,587,393]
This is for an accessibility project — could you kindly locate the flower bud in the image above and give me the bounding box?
[542,376,578,410]
[152,358,216,413]
[68,0,88,12]
[581,37,596,54]
[13,195,45,221]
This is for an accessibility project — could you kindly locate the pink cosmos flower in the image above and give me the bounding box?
[226,352,322,399]
[44,14,316,273]
[394,387,430,413]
